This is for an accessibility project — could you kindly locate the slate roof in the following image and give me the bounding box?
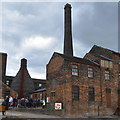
[32,88,46,93]
[89,45,120,56]
[54,52,99,67]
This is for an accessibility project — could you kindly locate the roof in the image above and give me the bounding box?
[32,88,46,93]
[5,76,46,84]
[32,78,46,81]
[53,52,99,67]
[89,45,120,56]
[5,76,14,80]
[99,55,113,61]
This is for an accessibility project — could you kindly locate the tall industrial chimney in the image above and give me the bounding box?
[64,3,73,56]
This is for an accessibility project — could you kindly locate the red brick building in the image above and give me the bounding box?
[46,4,120,116]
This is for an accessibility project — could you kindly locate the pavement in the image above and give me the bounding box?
[0,107,120,119]
[0,110,61,119]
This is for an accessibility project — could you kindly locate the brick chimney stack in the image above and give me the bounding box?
[21,58,27,68]
[64,3,73,56]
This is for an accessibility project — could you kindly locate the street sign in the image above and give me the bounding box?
[55,103,62,110]
[46,97,50,103]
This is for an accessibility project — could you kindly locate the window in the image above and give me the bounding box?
[105,70,110,80]
[51,91,56,97]
[118,89,120,94]
[104,61,109,68]
[6,80,9,85]
[88,87,94,101]
[109,62,113,68]
[71,64,78,76]
[118,59,120,64]
[40,93,42,100]
[119,73,120,81]
[100,60,113,68]
[106,88,111,93]
[39,83,42,87]
[101,60,104,67]
[72,86,79,100]
[88,67,93,78]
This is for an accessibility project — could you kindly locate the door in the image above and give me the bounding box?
[106,88,111,108]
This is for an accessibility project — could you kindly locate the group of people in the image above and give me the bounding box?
[5,96,45,108]
[0,96,46,116]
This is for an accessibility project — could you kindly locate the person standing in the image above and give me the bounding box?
[5,96,9,110]
[9,96,13,107]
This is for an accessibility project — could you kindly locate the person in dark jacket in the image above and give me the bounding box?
[5,96,9,110]
[1,101,6,116]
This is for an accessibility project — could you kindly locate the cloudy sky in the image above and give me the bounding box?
[1,2,118,79]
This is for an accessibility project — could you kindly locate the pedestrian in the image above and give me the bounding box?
[0,97,6,116]
[17,99,21,108]
[13,97,18,107]
[5,96,9,110]
[42,100,45,109]
[1,101,6,116]
[9,96,13,107]
[25,98,29,108]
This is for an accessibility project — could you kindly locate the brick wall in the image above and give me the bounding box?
[46,50,119,115]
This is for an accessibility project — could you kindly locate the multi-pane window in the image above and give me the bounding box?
[72,86,79,100]
[51,91,56,97]
[101,60,113,68]
[105,70,110,80]
[88,87,94,101]
[88,67,93,78]
[72,64,78,76]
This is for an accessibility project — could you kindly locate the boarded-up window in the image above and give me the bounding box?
[106,88,111,108]
[72,86,79,100]
[105,70,110,80]
[88,87,94,101]
[88,67,93,78]
[72,64,78,76]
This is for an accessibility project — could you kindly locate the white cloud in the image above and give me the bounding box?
[2,2,118,79]
[28,68,46,79]
[22,36,55,50]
